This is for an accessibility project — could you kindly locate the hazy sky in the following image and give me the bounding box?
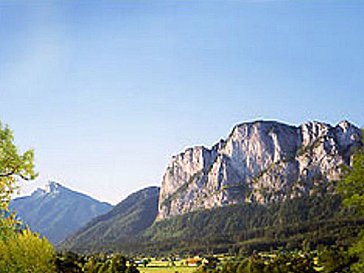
[1,0,363,204]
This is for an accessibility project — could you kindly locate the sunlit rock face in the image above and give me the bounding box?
[157,120,362,220]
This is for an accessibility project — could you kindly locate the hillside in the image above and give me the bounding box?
[9,182,112,244]
[61,186,160,252]
[63,193,364,255]
[138,194,364,255]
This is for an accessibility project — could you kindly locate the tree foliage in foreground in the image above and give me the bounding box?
[0,121,55,272]
[338,129,364,273]
[0,229,55,273]
[0,122,37,239]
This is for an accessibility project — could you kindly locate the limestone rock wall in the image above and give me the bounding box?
[157,120,362,220]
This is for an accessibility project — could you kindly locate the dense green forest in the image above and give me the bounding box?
[62,179,363,255]
[61,191,364,255]
[103,195,363,256]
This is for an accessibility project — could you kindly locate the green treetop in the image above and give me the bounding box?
[338,129,364,215]
[0,122,37,239]
[338,128,364,273]
[0,122,55,273]
[0,122,37,205]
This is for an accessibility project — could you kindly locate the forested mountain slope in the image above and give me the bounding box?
[61,186,160,251]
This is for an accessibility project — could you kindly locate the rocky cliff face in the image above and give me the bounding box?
[158,120,362,220]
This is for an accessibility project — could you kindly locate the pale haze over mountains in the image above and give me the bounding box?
[1,1,363,204]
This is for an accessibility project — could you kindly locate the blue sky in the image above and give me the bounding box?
[0,0,363,204]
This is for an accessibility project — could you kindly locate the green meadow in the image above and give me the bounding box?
[139,266,196,273]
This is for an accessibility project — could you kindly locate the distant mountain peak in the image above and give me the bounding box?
[30,181,66,198]
[10,181,113,244]
[31,188,46,198]
[45,181,61,194]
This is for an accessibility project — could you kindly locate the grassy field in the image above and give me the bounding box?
[137,258,198,273]
[136,255,231,273]
[139,266,196,273]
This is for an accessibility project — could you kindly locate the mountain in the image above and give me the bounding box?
[158,120,362,219]
[61,186,160,252]
[9,182,113,244]
[61,120,363,254]
[63,194,364,255]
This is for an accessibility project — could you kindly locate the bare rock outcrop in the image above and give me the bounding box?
[157,120,362,220]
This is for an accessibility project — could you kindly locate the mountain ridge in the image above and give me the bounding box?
[10,181,113,244]
[25,182,112,207]
[60,186,160,251]
[158,120,362,219]
[21,119,363,254]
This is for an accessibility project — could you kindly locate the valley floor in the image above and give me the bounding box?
[139,266,196,273]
